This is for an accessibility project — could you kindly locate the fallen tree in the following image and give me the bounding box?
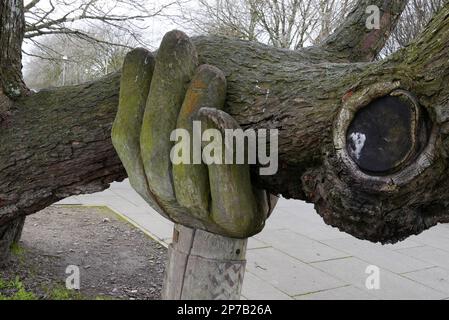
[1,0,449,261]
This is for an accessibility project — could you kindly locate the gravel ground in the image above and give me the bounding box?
[0,205,167,300]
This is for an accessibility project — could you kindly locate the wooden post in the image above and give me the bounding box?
[162,224,247,300]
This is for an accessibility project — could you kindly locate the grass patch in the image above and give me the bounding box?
[10,243,25,256]
[0,278,87,300]
[9,243,27,266]
[0,276,37,300]
[48,285,84,300]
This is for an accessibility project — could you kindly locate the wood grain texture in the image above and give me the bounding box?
[162,224,247,300]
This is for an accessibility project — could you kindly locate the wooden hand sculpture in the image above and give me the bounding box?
[112,30,277,239]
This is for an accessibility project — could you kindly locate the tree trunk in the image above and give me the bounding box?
[0,215,25,265]
[1,1,448,244]
[0,0,28,98]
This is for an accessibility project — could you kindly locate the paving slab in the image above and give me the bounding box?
[295,285,377,300]
[402,267,449,295]
[410,230,449,253]
[397,246,449,271]
[265,211,350,241]
[241,272,293,300]
[247,238,270,250]
[321,238,433,274]
[246,248,344,296]
[255,228,349,263]
[312,257,446,300]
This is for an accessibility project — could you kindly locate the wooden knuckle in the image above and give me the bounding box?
[197,107,240,132]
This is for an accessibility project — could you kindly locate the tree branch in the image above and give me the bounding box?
[24,28,134,49]
[318,0,408,62]
[0,73,125,225]
[1,2,448,244]
[24,0,40,12]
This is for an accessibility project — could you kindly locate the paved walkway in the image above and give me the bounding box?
[58,180,449,300]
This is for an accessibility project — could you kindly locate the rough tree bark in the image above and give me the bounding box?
[0,0,28,97]
[0,216,24,264]
[1,0,448,256]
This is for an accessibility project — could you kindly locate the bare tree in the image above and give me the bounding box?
[382,0,446,55]
[25,27,138,89]
[183,0,356,49]
[181,0,444,53]
[23,0,178,58]
[249,0,319,49]
[183,0,261,41]
[313,0,354,44]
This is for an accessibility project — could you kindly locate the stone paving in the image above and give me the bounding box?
[58,180,449,300]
